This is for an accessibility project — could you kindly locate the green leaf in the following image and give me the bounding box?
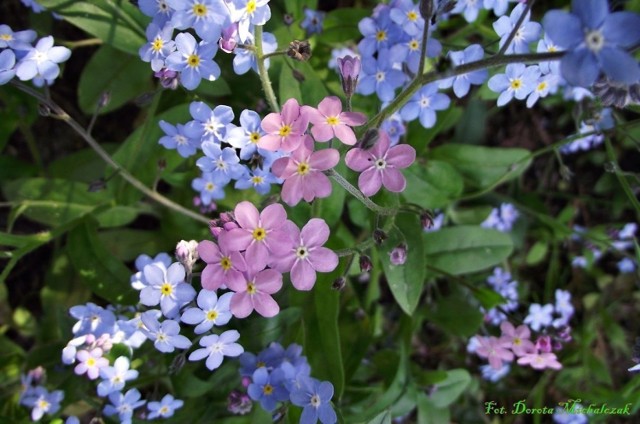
[78,45,152,115]
[366,411,392,424]
[423,226,513,275]
[38,0,147,55]
[526,241,549,265]
[427,369,471,408]
[424,293,483,337]
[279,63,302,104]
[402,161,464,209]
[429,145,532,190]
[315,161,347,226]
[379,214,425,315]
[66,218,137,304]
[318,8,370,44]
[416,392,451,424]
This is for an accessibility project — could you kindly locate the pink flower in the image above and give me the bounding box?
[226,259,283,318]
[271,136,340,206]
[198,239,247,290]
[499,321,535,357]
[218,201,293,267]
[345,130,416,197]
[517,351,562,370]
[74,348,109,380]
[270,219,339,290]
[303,96,367,145]
[258,98,309,152]
[475,336,514,370]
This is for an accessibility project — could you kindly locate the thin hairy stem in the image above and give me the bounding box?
[496,0,536,56]
[325,169,396,216]
[254,25,280,112]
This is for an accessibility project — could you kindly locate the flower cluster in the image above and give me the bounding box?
[238,343,337,423]
[481,203,519,232]
[482,267,520,326]
[571,222,638,274]
[18,368,64,421]
[138,0,277,89]
[560,107,614,154]
[0,24,71,86]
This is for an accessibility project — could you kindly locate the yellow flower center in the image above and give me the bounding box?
[510,79,522,90]
[187,54,200,68]
[251,176,264,184]
[206,310,219,321]
[409,39,420,51]
[220,256,232,271]
[297,162,310,175]
[326,116,339,126]
[257,361,266,368]
[250,132,261,143]
[246,0,257,14]
[192,3,207,17]
[376,30,387,42]
[548,45,557,53]
[252,227,266,241]
[0,34,12,41]
[513,337,522,346]
[161,283,173,296]
[152,37,164,52]
[263,384,273,395]
[87,358,96,367]
[537,81,547,91]
[278,125,292,137]
[247,282,257,294]
[205,182,215,192]
[37,399,50,410]
[160,405,170,415]
[407,11,418,21]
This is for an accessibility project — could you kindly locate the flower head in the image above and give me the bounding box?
[181,289,234,333]
[259,98,309,152]
[147,394,184,419]
[304,96,367,145]
[188,329,245,370]
[290,376,337,424]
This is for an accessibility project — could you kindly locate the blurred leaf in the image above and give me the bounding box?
[97,229,165,261]
[416,392,451,424]
[424,294,483,337]
[430,145,531,190]
[318,8,370,44]
[473,287,506,311]
[526,241,548,265]
[48,144,117,182]
[427,369,471,408]
[38,0,147,55]
[78,45,152,115]
[402,161,464,209]
[280,63,303,104]
[366,410,392,424]
[423,226,513,276]
[66,218,137,304]
[379,214,425,315]
[454,99,487,145]
[315,161,347,226]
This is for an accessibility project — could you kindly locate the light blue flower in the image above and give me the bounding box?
[526,73,560,108]
[140,311,192,353]
[451,0,485,23]
[196,142,245,183]
[290,376,337,424]
[139,23,176,72]
[438,44,488,98]
[130,252,171,290]
[168,0,229,42]
[390,0,423,37]
[147,394,184,419]
[139,262,196,318]
[389,34,442,75]
[226,109,265,160]
[139,0,174,27]
[188,329,244,370]
[480,363,510,382]
[15,35,71,86]
[97,356,139,397]
[357,14,403,57]
[181,289,233,333]
[234,166,280,195]
[488,64,540,106]
[617,257,636,274]
[537,34,562,76]
[493,2,541,54]
[69,302,116,337]
[483,0,514,17]
[189,101,234,144]
[192,171,227,205]
[0,49,17,85]
[357,51,407,102]
[543,0,640,87]
[0,24,36,50]
[233,31,277,74]
[165,32,220,90]
[524,303,554,331]
[400,83,450,128]
[380,114,406,146]
[228,0,271,42]
[300,8,326,36]
[158,120,202,158]
[247,367,289,412]
[20,386,64,421]
[103,388,146,424]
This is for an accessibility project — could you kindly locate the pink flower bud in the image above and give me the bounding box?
[390,243,407,265]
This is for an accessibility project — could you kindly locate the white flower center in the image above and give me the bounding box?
[585,30,605,52]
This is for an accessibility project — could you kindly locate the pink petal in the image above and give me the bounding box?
[246,242,269,272]
[225,273,248,292]
[308,247,339,272]
[311,124,335,142]
[220,228,253,252]
[309,173,332,199]
[310,149,340,171]
[333,124,357,145]
[358,168,383,197]
[234,201,260,229]
[282,175,304,206]
[301,218,330,247]
[370,131,391,157]
[280,134,304,152]
[382,168,407,192]
[302,178,317,202]
[230,292,253,318]
[317,96,343,116]
[201,265,224,290]
[271,157,290,178]
[385,145,416,169]
[291,260,317,291]
[340,111,367,126]
[261,113,282,132]
[265,230,294,255]
[225,268,246,288]
[281,98,300,124]
[253,293,280,317]
[230,251,247,272]
[197,240,220,263]
[260,203,287,230]
[255,269,283,293]
[257,134,282,151]
[345,148,373,172]
[301,105,324,124]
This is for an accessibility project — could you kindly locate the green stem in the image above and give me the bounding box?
[496,0,535,56]
[326,169,396,216]
[12,81,210,225]
[254,25,280,113]
[62,38,103,49]
[262,50,289,60]
[416,14,431,81]
[364,51,564,131]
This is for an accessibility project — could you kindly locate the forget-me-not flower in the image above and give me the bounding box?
[189,101,234,144]
[103,388,146,424]
[438,44,488,98]
[168,0,229,42]
[0,24,36,50]
[192,171,227,205]
[488,64,541,106]
[97,356,139,397]
[290,376,337,424]
[15,35,71,86]
[228,0,271,42]
[139,262,196,318]
[147,394,184,419]
[165,32,220,90]
[0,49,17,85]
[493,2,541,54]
[139,23,176,72]
[158,120,202,157]
[139,0,174,26]
[188,329,244,370]
[140,311,192,353]
[358,50,407,102]
[181,290,234,333]
[233,31,277,74]
[400,83,450,128]
[226,109,266,160]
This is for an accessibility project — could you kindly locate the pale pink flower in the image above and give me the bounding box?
[517,351,562,370]
[270,219,339,290]
[271,136,339,206]
[303,96,367,145]
[344,130,416,196]
[198,239,247,290]
[259,98,309,152]
[475,336,514,370]
[226,258,283,318]
[499,321,535,357]
[218,201,293,268]
[74,348,109,380]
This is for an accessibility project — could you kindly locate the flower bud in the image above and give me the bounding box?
[154,68,179,90]
[359,254,372,272]
[389,243,407,265]
[283,13,294,26]
[228,390,253,415]
[419,0,434,20]
[535,335,552,353]
[332,277,346,290]
[337,55,361,98]
[420,211,434,230]
[175,240,199,274]
[287,40,312,61]
[373,229,387,245]
[219,23,238,53]
[355,128,380,150]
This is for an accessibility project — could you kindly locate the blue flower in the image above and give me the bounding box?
[97,356,139,397]
[189,101,234,144]
[543,0,640,87]
[103,388,146,424]
[226,109,265,160]
[380,114,406,146]
[197,142,245,183]
[358,51,407,102]
[451,0,485,23]
[526,73,560,108]
[139,262,196,318]
[389,34,442,75]
[390,0,423,37]
[357,13,403,57]
[0,24,36,50]
[524,303,554,331]
[188,329,244,370]
[484,0,514,17]
[20,0,47,13]
[181,290,233,333]
[228,0,272,42]
[233,31,277,74]
[488,64,540,106]
[21,386,64,421]
[480,363,510,382]
[139,0,174,27]
[617,257,636,274]
[0,49,17,85]
[15,36,71,86]
[438,44,488,98]
[290,376,337,424]
[147,394,184,419]
[481,203,519,232]
[168,0,229,42]
[166,32,220,90]
[130,252,171,290]
[536,34,562,76]
[234,166,280,195]
[139,23,176,72]
[300,8,326,36]
[140,311,192,352]
[192,171,227,205]
[69,302,116,337]
[493,3,541,54]
[400,83,450,128]
[247,367,289,412]
[158,120,202,158]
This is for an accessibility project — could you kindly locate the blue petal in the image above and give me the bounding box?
[602,12,640,48]
[599,47,640,84]
[560,49,599,87]
[542,11,583,49]
[573,0,608,29]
